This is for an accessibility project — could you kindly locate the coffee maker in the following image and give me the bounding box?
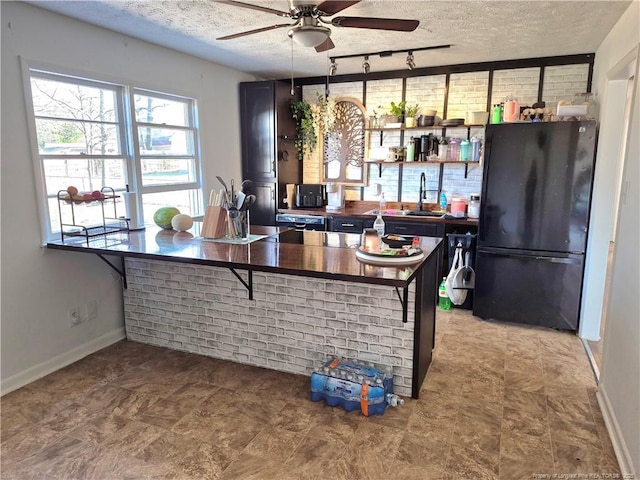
[325,183,345,211]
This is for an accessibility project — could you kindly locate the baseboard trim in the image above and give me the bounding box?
[1,327,126,396]
[596,385,635,477]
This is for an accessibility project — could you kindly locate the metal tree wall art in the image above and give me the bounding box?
[322,98,366,183]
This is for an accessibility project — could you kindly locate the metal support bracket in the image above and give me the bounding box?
[97,254,127,289]
[230,268,253,300]
[395,286,409,323]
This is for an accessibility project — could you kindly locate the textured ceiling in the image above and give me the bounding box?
[28,0,631,79]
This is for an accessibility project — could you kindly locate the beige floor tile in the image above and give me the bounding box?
[552,440,621,475]
[1,313,621,480]
[504,368,545,393]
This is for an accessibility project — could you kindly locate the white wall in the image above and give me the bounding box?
[589,1,640,475]
[0,2,255,393]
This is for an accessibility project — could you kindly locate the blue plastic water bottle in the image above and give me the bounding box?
[439,192,447,211]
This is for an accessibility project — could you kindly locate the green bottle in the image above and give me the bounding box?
[438,277,451,310]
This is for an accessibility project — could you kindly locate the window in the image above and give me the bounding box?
[26,68,203,241]
[132,90,202,223]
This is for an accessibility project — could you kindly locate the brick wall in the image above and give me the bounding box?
[300,65,589,205]
[123,258,417,396]
[491,67,540,109]
[405,75,447,118]
[542,64,590,111]
[447,71,490,120]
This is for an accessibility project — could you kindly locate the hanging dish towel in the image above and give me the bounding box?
[445,244,468,305]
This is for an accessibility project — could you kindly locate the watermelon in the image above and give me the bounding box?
[153,206,181,229]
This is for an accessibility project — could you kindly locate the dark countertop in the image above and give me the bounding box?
[278,201,479,227]
[47,224,443,288]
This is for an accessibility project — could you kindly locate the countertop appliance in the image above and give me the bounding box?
[326,182,345,211]
[275,213,326,231]
[295,184,325,208]
[473,121,597,330]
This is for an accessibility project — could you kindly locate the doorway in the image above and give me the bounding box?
[583,59,636,377]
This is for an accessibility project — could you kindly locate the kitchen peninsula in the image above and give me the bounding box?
[47,225,442,398]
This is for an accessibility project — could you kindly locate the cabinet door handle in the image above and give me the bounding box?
[342,223,354,227]
[396,226,408,230]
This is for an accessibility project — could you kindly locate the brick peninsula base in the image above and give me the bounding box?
[124,259,417,396]
[47,226,440,398]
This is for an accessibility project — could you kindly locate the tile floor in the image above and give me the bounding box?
[1,309,620,479]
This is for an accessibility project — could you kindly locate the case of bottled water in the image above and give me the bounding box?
[309,357,404,416]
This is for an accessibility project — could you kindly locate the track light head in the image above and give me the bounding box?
[406,51,416,70]
[362,55,370,74]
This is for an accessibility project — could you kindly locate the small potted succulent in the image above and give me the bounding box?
[404,104,420,127]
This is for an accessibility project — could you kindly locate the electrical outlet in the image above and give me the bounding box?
[68,307,81,327]
[85,300,98,320]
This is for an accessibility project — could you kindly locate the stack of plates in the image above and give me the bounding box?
[441,118,465,127]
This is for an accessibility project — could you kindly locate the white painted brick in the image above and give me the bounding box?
[124,259,418,398]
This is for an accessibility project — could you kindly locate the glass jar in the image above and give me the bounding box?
[573,92,599,120]
[468,194,480,219]
[448,138,460,162]
[439,137,448,161]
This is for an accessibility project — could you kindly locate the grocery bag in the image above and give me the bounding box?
[445,244,468,305]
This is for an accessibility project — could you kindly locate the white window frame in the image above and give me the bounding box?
[129,88,203,220]
[21,59,204,243]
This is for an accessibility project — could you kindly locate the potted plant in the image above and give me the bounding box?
[389,101,406,124]
[290,100,317,159]
[404,104,420,127]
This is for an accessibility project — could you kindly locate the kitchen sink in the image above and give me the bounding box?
[363,208,444,218]
[405,210,445,217]
[363,209,408,216]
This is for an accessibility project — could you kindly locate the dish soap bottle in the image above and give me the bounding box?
[378,192,387,213]
[438,277,451,310]
[439,192,447,212]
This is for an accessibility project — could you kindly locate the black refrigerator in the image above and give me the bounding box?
[473,121,597,330]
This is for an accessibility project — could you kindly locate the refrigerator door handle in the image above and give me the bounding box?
[478,249,582,264]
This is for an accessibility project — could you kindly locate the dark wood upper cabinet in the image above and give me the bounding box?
[240,80,301,225]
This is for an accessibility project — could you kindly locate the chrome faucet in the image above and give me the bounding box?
[418,172,426,211]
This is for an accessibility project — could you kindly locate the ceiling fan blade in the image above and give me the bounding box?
[217,23,292,40]
[331,17,419,32]
[216,0,290,18]
[315,1,360,16]
[315,37,335,53]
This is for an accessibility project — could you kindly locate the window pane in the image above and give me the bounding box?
[143,189,202,223]
[137,127,193,155]
[134,94,189,126]
[43,158,127,195]
[140,157,196,186]
[36,119,121,155]
[31,77,117,122]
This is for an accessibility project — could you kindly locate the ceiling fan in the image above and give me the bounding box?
[216,0,420,52]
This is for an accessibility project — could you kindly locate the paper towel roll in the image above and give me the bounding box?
[122,192,144,230]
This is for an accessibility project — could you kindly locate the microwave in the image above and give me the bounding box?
[295,184,325,208]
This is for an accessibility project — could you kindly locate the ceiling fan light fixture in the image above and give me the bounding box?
[362,55,370,74]
[329,58,337,76]
[287,25,331,48]
[406,51,416,70]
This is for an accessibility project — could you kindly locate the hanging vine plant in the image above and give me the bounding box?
[290,100,317,159]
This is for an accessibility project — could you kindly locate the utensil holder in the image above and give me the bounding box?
[227,209,249,240]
